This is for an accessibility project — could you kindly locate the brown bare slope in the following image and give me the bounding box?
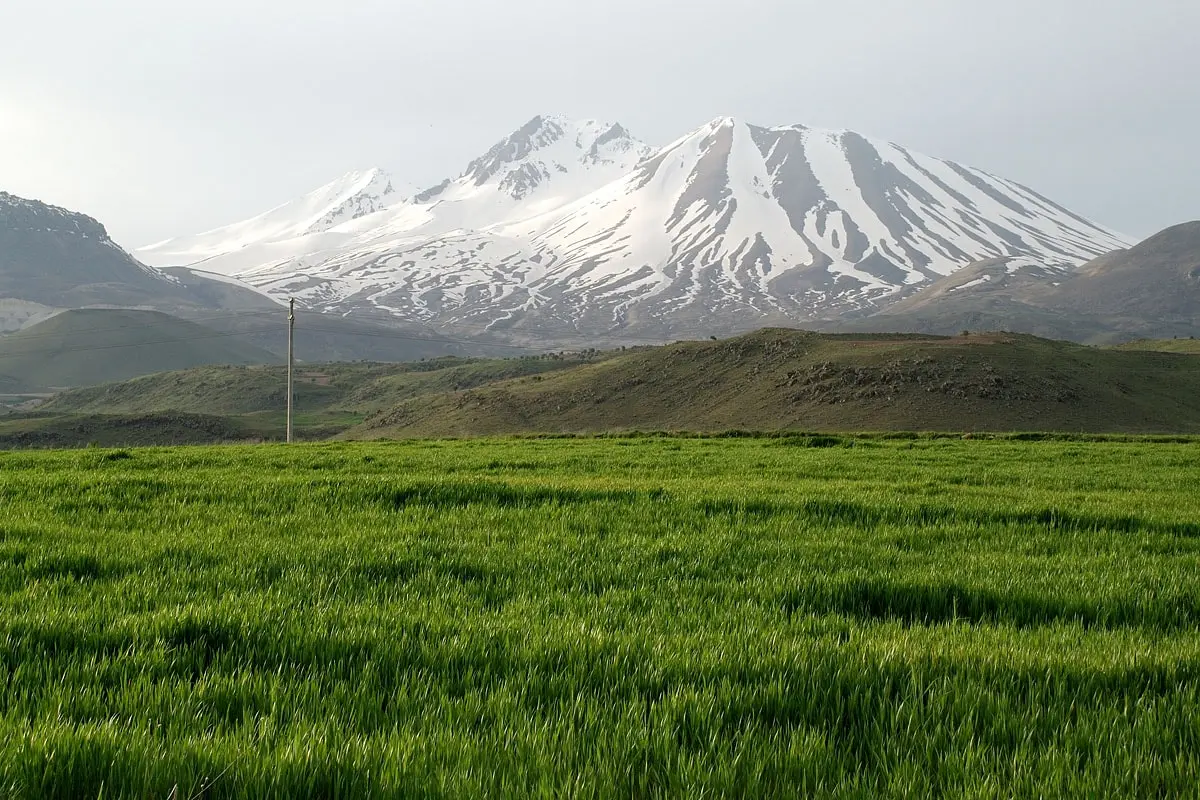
[349,329,1200,437]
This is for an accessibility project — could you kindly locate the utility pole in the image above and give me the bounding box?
[287,297,295,444]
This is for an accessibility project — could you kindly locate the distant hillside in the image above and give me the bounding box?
[0,309,277,391]
[859,222,1200,342]
[0,191,186,308]
[194,313,495,363]
[155,267,485,361]
[1058,221,1200,328]
[158,267,283,312]
[849,257,1113,341]
[0,191,293,317]
[0,298,58,333]
[350,329,1200,437]
[43,355,601,417]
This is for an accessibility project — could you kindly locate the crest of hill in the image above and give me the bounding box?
[1114,338,1200,354]
[0,309,278,392]
[348,329,1200,437]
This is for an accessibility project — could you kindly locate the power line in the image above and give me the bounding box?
[0,325,282,360]
[0,303,689,364]
[0,309,284,344]
[306,306,693,347]
[319,304,710,345]
[299,324,536,351]
[0,315,677,362]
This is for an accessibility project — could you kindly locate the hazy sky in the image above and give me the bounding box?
[1,0,1196,247]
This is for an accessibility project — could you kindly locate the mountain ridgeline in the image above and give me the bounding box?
[0,192,187,309]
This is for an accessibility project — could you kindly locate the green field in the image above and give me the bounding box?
[1,437,1198,797]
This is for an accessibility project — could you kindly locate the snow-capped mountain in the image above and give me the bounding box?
[137,115,1130,341]
[137,115,654,283]
[138,168,405,268]
[507,119,1127,313]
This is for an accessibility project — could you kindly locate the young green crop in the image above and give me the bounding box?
[0,437,1197,797]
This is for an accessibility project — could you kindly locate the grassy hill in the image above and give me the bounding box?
[43,355,598,416]
[350,329,1200,437]
[0,309,278,391]
[24,328,1200,445]
[25,354,604,445]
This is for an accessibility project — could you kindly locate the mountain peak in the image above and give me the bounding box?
[137,167,407,267]
[305,168,401,232]
[458,115,645,189]
[327,167,395,194]
[462,116,569,186]
[415,115,653,208]
[0,191,112,242]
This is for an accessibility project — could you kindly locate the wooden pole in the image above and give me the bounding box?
[287,297,294,444]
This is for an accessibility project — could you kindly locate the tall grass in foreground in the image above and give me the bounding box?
[0,437,1198,797]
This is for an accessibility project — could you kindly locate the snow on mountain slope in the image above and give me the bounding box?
[146,116,654,278]
[398,115,656,233]
[139,116,1130,340]
[478,118,1129,322]
[137,168,405,267]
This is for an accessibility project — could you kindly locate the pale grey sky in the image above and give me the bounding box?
[1,0,1196,246]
